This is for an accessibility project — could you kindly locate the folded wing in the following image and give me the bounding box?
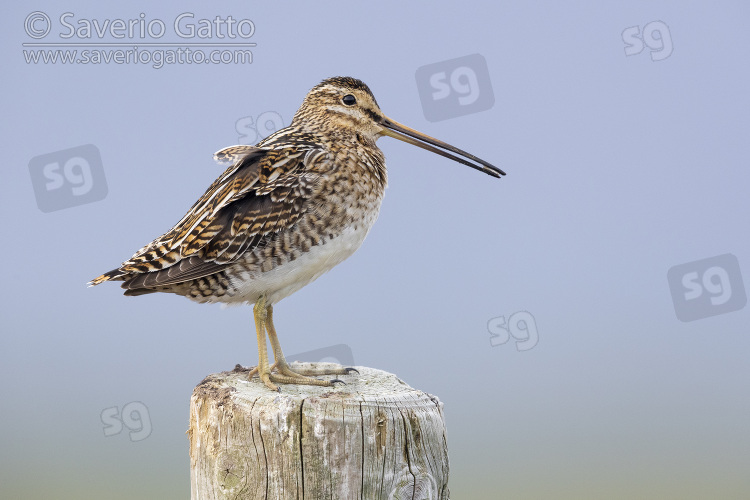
[88,144,327,292]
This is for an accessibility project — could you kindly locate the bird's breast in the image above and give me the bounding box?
[222,181,384,306]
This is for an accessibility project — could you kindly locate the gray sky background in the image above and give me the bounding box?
[2,1,749,499]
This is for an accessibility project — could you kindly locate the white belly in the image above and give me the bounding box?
[224,223,372,305]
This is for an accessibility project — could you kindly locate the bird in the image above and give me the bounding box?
[89,76,504,391]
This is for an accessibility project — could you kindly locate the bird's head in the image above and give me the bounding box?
[293,76,505,178]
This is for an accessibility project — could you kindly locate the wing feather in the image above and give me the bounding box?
[89,143,327,290]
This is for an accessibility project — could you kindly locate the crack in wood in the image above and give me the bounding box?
[189,364,449,499]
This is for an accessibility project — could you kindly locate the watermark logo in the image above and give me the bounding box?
[22,12,256,69]
[28,144,107,212]
[101,401,152,442]
[488,311,539,351]
[236,111,285,145]
[667,254,746,322]
[622,21,673,61]
[287,344,354,366]
[25,11,52,39]
[415,53,494,122]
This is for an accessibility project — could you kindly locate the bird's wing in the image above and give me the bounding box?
[89,144,329,289]
[213,144,257,166]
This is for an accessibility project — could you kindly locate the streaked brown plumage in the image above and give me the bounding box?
[89,76,504,391]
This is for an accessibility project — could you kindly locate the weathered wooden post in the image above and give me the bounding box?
[188,363,450,499]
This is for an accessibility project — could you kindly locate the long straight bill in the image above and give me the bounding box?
[379,116,505,178]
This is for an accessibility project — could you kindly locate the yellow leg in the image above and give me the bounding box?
[266,305,358,380]
[251,297,356,391]
[253,295,277,391]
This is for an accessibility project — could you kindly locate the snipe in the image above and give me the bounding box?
[89,76,504,391]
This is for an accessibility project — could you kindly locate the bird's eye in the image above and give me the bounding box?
[342,94,356,106]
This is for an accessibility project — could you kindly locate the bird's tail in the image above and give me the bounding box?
[87,268,127,287]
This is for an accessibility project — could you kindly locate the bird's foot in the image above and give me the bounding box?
[286,361,359,377]
[243,360,354,392]
[242,361,277,379]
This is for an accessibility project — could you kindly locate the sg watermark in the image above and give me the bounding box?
[101,401,152,442]
[236,111,285,145]
[287,344,355,366]
[22,12,256,69]
[415,53,494,122]
[622,20,673,61]
[667,254,746,322]
[488,311,539,351]
[28,144,107,213]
